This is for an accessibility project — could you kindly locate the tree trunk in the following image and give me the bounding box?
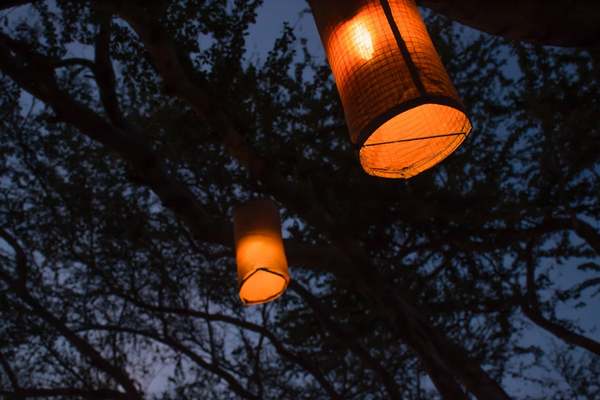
[419,0,600,47]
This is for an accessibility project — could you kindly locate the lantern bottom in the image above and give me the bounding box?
[359,103,472,179]
[239,268,289,305]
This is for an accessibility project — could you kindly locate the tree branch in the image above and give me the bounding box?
[521,246,600,357]
[0,228,27,289]
[0,352,23,399]
[93,16,498,399]
[0,32,344,275]
[52,57,96,70]
[0,0,36,12]
[0,31,232,243]
[106,288,343,400]
[0,231,141,399]
[537,217,600,256]
[568,217,600,256]
[93,11,126,128]
[1,10,511,400]
[388,293,511,400]
[79,324,260,400]
[291,281,401,400]
[418,0,600,47]
[108,2,340,236]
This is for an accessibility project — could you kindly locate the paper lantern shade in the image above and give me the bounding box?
[233,199,290,305]
[309,0,472,178]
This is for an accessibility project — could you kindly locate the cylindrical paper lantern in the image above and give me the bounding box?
[233,198,290,305]
[309,0,472,178]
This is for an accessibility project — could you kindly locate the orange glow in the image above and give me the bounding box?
[239,268,288,304]
[351,22,374,60]
[360,104,471,178]
[312,0,472,179]
[326,6,382,75]
[234,199,289,305]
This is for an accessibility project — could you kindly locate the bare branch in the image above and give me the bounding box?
[79,324,260,400]
[0,0,36,12]
[418,0,600,47]
[93,11,126,128]
[108,2,339,235]
[0,352,23,399]
[90,14,505,398]
[0,228,27,289]
[52,57,96,70]
[107,289,343,399]
[0,32,229,244]
[0,32,343,275]
[0,231,142,399]
[568,217,600,256]
[539,217,600,256]
[291,281,402,400]
[1,9,513,400]
[521,247,600,357]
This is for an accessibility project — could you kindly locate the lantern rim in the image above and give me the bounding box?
[358,100,472,179]
[239,267,290,306]
[354,95,469,148]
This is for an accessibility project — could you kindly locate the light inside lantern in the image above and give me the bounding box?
[351,22,374,60]
[234,199,290,305]
[360,104,470,178]
[310,0,472,179]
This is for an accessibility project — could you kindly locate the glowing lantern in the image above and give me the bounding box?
[233,198,290,305]
[309,0,472,178]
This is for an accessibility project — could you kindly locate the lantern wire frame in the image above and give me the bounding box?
[239,268,289,305]
[311,0,472,179]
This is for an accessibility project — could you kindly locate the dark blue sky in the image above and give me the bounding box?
[247,0,323,60]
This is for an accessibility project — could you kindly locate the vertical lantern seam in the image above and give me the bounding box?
[379,0,427,95]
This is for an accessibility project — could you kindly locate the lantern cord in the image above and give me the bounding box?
[362,131,466,147]
[379,0,426,95]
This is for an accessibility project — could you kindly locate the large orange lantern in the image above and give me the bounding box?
[309,0,472,178]
[233,198,290,305]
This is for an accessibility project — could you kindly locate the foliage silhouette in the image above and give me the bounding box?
[0,1,599,399]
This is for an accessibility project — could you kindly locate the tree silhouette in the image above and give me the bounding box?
[0,1,598,399]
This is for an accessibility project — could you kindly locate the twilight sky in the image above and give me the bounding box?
[247,0,323,60]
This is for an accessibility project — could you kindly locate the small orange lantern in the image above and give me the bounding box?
[233,198,290,305]
[309,0,472,178]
